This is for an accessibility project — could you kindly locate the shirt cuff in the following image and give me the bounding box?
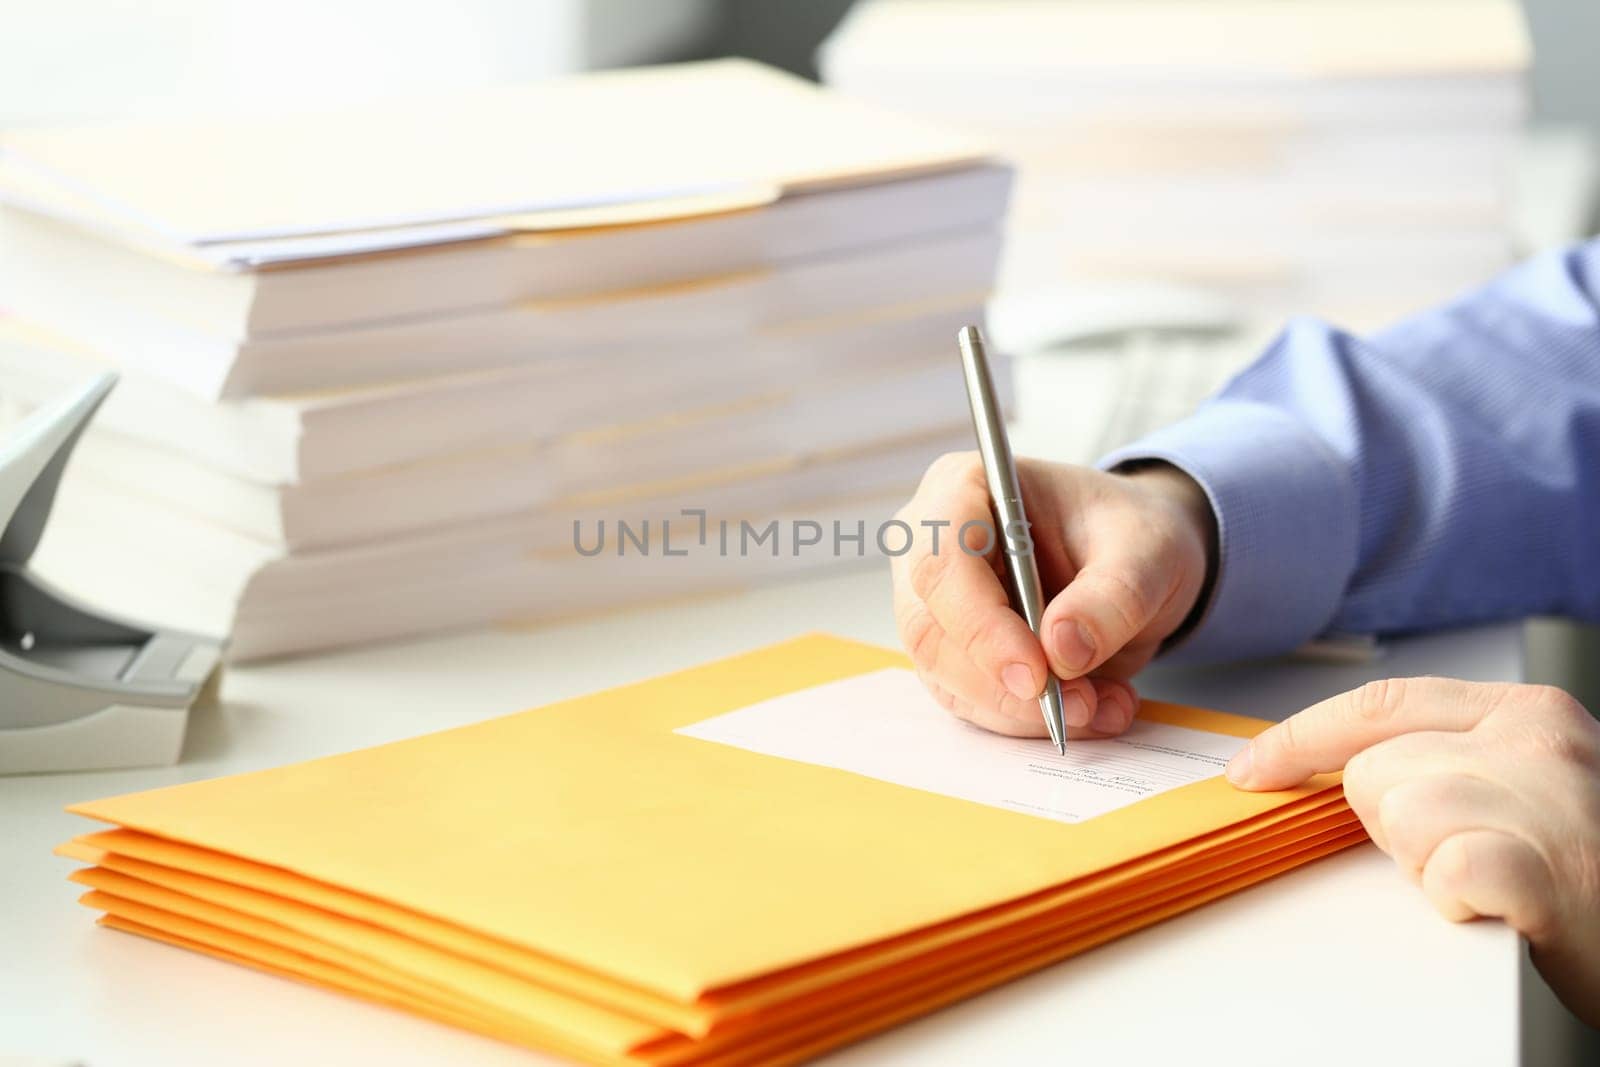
[1098,401,1359,664]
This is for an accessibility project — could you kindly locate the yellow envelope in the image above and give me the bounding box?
[60,797,1354,1063]
[60,634,1360,1063]
[70,818,1360,1067]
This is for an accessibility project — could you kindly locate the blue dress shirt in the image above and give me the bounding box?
[1101,239,1600,664]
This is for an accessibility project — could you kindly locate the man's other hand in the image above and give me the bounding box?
[1229,677,1600,1026]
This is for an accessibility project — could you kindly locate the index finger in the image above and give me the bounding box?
[1227,676,1513,791]
[892,454,1047,700]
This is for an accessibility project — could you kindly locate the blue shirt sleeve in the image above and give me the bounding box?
[1099,239,1600,664]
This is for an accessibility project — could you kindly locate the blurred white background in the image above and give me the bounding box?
[1,0,1594,449]
[1,0,1596,135]
[0,0,719,121]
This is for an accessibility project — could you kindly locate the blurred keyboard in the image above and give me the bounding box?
[1009,323,1273,465]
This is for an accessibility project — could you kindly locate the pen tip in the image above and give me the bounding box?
[1056,740,1066,755]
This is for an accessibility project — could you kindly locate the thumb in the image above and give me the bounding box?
[1039,549,1174,681]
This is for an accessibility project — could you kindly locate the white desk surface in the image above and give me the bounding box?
[1,567,1537,1067]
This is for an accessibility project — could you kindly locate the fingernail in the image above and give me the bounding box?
[1052,620,1095,675]
[1226,746,1253,786]
[1061,689,1092,728]
[1002,663,1037,700]
[1090,700,1123,734]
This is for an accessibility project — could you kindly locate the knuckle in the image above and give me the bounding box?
[1508,857,1560,943]
[899,606,943,672]
[960,618,996,670]
[1083,568,1150,638]
[1351,677,1409,727]
[1427,833,1475,894]
[1267,712,1303,763]
[986,679,1018,719]
[925,450,981,487]
[1529,684,1593,731]
[1534,722,1594,773]
[1507,686,1600,770]
[918,453,954,488]
[1520,895,1560,946]
[1374,781,1426,864]
[1341,747,1380,807]
[908,544,956,604]
[1537,724,1588,768]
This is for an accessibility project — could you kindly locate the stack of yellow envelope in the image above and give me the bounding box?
[57,635,1364,1064]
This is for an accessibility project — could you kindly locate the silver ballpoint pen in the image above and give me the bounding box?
[956,325,1069,753]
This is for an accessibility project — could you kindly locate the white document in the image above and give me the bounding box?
[677,667,1246,824]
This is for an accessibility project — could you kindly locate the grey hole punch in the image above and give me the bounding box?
[0,373,221,774]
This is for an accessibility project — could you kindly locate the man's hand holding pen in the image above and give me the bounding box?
[894,451,1600,1022]
[889,454,1216,740]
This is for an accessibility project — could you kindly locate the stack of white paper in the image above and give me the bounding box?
[821,0,1531,329]
[0,60,1010,660]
